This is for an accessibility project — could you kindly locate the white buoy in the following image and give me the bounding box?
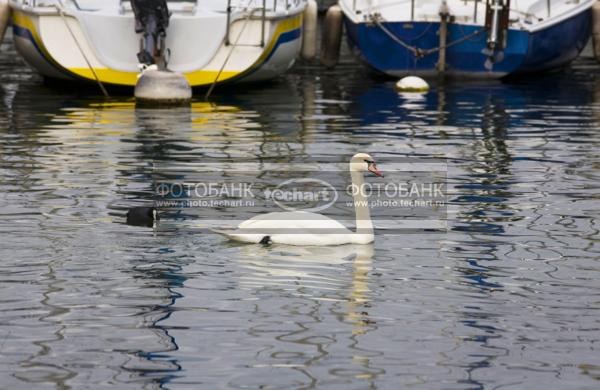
[134,69,192,106]
[320,5,343,68]
[592,2,600,63]
[0,0,10,48]
[301,0,318,61]
[395,76,430,93]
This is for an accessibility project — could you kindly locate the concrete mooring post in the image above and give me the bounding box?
[320,5,343,68]
[437,1,450,74]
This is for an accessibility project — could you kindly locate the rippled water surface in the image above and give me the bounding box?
[1,35,600,389]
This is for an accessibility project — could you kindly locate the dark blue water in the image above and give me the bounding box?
[1,33,599,389]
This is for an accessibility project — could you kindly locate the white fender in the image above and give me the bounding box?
[592,2,600,64]
[301,0,318,61]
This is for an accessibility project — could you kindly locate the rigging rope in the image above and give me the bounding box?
[371,15,485,59]
[55,1,109,97]
[205,4,262,101]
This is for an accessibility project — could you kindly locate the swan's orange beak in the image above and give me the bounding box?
[368,162,384,178]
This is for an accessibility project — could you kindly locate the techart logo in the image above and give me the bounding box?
[266,178,338,212]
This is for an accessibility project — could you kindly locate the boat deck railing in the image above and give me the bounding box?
[225,0,302,48]
[348,0,573,25]
[16,0,201,13]
[118,0,199,14]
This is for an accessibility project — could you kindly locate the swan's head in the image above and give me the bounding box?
[350,153,384,177]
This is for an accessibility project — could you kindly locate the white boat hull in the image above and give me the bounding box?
[9,0,305,87]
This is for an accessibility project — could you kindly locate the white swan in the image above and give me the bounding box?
[214,153,383,246]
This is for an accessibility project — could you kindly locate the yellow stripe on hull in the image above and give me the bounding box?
[68,68,241,86]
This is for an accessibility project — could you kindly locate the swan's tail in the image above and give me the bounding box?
[211,228,265,244]
[210,228,234,235]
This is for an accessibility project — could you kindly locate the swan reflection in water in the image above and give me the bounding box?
[235,243,384,384]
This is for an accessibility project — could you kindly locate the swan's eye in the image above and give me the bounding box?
[364,159,374,164]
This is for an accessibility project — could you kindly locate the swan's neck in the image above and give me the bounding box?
[351,170,373,235]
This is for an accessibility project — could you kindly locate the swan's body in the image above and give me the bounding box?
[214,153,383,246]
[214,211,374,245]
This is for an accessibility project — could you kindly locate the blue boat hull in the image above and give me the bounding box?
[344,8,592,78]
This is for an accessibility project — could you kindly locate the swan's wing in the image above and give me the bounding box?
[237,211,350,231]
[213,212,358,246]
